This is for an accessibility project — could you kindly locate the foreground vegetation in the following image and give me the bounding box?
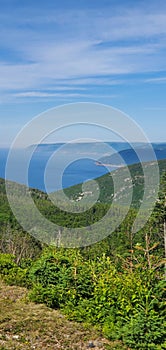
[0,280,120,350]
[0,160,166,349]
[0,244,165,350]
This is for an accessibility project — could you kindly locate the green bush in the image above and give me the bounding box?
[102,275,166,349]
[29,283,59,308]
[0,253,16,274]
[28,248,94,308]
[0,253,30,287]
[122,309,166,349]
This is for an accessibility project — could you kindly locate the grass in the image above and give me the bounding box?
[0,280,129,350]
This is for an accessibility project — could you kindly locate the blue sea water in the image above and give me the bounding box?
[0,146,110,192]
[2,142,165,193]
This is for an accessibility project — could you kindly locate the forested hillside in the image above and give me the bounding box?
[0,160,166,349]
[64,158,166,206]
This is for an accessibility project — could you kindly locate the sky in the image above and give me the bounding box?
[0,0,166,146]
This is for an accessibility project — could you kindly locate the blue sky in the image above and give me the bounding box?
[0,0,166,146]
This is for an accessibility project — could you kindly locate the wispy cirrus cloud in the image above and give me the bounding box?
[145,77,166,83]
[12,91,118,101]
[0,1,166,101]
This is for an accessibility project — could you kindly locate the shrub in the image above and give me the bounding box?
[122,309,166,349]
[29,283,59,308]
[0,253,30,287]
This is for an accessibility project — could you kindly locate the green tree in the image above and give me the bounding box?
[154,172,166,278]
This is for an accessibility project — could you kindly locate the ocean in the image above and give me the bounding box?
[1,141,164,193]
[0,145,112,192]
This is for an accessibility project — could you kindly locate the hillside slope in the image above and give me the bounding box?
[0,159,165,236]
[64,158,166,207]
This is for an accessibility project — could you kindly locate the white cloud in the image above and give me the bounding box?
[0,4,166,100]
[13,91,117,100]
[145,77,166,83]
